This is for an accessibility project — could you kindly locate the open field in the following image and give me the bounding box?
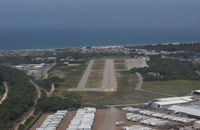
[50,65,86,89]
[48,64,86,97]
[68,59,118,92]
[114,59,125,64]
[50,56,149,96]
[94,55,131,60]
[115,63,127,70]
[94,59,105,64]
[85,71,103,88]
[91,63,104,70]
[63,71,163,107]
[142,80,200,96]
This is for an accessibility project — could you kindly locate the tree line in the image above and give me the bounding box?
[132,56,200,81]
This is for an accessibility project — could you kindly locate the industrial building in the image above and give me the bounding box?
[168,105,200,119]
[36,110,68,130]
[67,107,96,130]
[151,96,194,109]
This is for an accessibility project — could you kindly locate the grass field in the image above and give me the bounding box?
[94,59,105,64]
[93,55,130,60]
[63,71,163,107]
[114,59,125,64]
[92,63,104,70]
[115,64,127,70]
[142,80,200,96]
[49,65,86,89]
[85,71,103,88]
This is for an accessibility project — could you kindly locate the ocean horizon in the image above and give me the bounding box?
[1,28,200,51]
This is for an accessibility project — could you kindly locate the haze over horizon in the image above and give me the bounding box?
[0,0,200,50]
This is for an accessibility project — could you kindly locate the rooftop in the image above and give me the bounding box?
[168,105,200,117]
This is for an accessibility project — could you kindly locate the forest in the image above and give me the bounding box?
[0,66,35,130]
[132,56,200,81]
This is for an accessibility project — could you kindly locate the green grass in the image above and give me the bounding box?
[92,63,104,70]
[0,85,5,96]
[114,59,125,64]
[94,60,105,64]
[85,71,103,88]
[50,64,86,89]
[115,64,127,70]
[62,71,162,107]
[142,80,200,96]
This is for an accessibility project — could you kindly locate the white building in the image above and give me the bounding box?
[152,96,193,109]
[168,105,200,118]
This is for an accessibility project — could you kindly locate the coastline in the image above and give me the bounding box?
[0,41,198,52]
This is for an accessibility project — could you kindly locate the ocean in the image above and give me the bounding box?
[0,0,200,50]
[1,28,200,51]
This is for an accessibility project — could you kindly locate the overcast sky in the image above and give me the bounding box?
[1,0,200,30]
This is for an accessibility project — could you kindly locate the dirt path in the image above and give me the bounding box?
[47,83,55,97]
[30,80,41,99]
[135,72,174,97]
[102,59,117,91]
[135,72,143,90]
[126,58,148,70]
[0,82,8,104]
[57,111,76,130]
[13,80,41,130]
[42,83,55,97]
[98,106,118,130]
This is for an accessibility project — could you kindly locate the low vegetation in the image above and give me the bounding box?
[115,64,127,70]
[62,71,162,108]
[35,77,64,91]
[92,63,104,70]
[53,65,86,89]
[85,71,103,88]
[35,93,81,112]
[142,80,200,96]
[0,85,5,96]
[36,64,86,94]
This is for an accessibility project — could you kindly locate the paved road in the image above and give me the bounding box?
[0,82,8,104]
[77,60,94,89]
[68,60,103,91]
[102,59,117,91]
[98,106,117,130]
[68,59,117,92]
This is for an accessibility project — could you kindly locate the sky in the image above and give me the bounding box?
[0,0,200,50]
